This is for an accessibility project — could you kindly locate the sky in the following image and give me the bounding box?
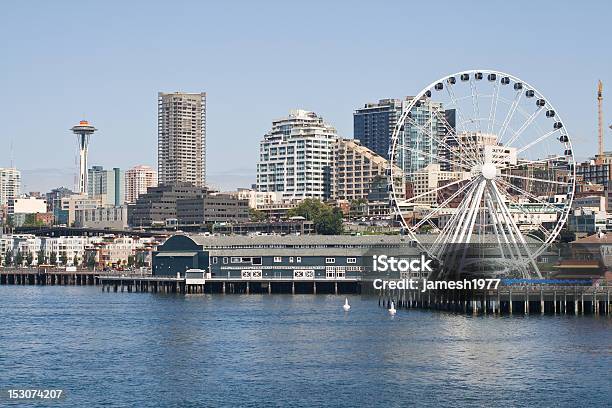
[0,0,611,193]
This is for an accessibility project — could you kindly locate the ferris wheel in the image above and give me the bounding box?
[389,70,576,279]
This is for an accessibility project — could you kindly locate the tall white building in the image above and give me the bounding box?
[257,110,338,201]
[0,168,21,209]
[158,92,206,187]
[125,165,158,203]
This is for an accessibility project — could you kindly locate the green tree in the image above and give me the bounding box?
[558,229,576,243]
[73,255,79,267]
[59,253,68,266]
[288,199,344,235]
[86,252,96,269]
[14,250,23,267]
[249,208,267,222]
[49,251,57,266]
[25,252,33,267]
[37,249,46,265]
[4,250,13,266]
[127,255,135,267]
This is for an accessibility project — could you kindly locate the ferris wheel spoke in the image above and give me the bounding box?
[403,177,472,205]
[445,83,472,133]
[502,155,568,171]
[513,128,563,156]
[469,77,482,133]
[397,143,473,171]
[497,88,523,143]
[487,79,501,134]
[496,178,564,213]
[409,178,477,231]
[500,173,570,186]
[404,114,478,168]
[502,106,544,149]
[490,180,541,278]
[430,108,481,165]
[431,179,480,254]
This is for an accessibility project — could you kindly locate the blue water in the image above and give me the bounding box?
[0,286,610,407]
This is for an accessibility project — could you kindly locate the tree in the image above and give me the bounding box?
[14,250,23,267]
[4,250,12,267]
[73,255,79,267]
[127,255,135,267]
[25,252,33,267]
[558,229,576,243]
[249,208,267,222]
[37,249,46,265]
[288,199,344,235]
[85,252,97,270]
[59,253,68,266]
[49,251,57,266]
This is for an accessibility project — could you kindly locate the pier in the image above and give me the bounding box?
[376,285,612,316]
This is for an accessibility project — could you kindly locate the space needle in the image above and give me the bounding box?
[70,120,97,194]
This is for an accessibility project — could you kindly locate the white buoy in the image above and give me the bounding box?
[389,301,397,316]
[343,298,351,312]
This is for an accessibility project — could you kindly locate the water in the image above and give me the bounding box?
[0,286,610,407]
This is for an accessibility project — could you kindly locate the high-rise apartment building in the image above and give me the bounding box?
[353,99,405,159]
[257,110,338,201]
[354,98,448,177]
[125,165,158,203]
[332,138,404,201]
[158,92,206,187]
[88,166,124,206]
[0,168,21,209]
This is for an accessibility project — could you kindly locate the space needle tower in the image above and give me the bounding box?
[70,120,97,194]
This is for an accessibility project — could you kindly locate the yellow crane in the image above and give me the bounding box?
[598,80,604,157]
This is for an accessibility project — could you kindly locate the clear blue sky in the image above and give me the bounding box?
[1,0,610,193]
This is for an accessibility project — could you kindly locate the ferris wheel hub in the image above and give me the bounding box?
[481,162,497,180]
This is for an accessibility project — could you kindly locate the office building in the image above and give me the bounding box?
[74,205,129,230]
[176,192,249,228]
[88,166,124,206]
[257,110,337,201]
[10,197,47,215]
[125,165,158,203]
[158,92,206,187]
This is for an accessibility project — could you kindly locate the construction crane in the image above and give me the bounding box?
[598,80,604,157]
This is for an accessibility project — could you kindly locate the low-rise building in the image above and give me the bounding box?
[74,205,129,229]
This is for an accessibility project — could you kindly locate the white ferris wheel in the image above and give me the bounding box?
[389,70,576,279]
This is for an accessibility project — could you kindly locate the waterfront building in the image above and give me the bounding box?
[225,189,279,209]
[332,138,404,202]
[0,168,21,210]
[568,209,609,234]
[129,184,208,228]
[576,160,612,189]
[125,165,158,203]
[213,219,315,235]
[61,195,102,227]
[152,234,423,279]
[88,166,124,206]
[411,163,468,206]
[74,205,129,230]
[158,92,206,187]
[256,110,337,201]
[9,197,47,215]
[176,192,249,229]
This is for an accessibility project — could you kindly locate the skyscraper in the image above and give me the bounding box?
[353,99,405,159]
[88,166,124,206]
[125,165,158,203]
[158,92,206,187]
[257,110,337,201]
[0,168,21,208]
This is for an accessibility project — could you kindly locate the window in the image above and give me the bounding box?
[296,257,301,263]
[223,257,228,264]
[325,258,335,264]
[347,258,356,264]
[231,257,241,263]
[252,257,262,265]
[289,257,294,263]
[274,257,282,263]
[212,257,218,264]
